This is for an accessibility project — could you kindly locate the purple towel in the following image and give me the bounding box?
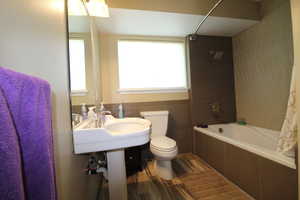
[0,67,56,200]
[0,88,25,200]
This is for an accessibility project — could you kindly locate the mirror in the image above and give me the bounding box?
[67,0,293,136]
[68,0,102,126]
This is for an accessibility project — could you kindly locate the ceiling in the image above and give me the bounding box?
[69,8,259,37]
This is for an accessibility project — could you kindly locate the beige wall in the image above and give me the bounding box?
[99,34,189,104]
[233,0,293,130]
[106,0,261,20]
[0,1,91,200]
[290,0,300,198]
[291,1,300,61]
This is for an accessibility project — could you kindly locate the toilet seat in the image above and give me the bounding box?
[150,136,177,152]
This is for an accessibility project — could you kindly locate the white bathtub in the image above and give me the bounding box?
[194,123,296,169]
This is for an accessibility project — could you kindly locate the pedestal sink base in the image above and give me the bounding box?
[73,116,151,200]
[107,149,128,200]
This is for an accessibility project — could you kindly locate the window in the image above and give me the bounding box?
[69,39,87,95]
[117,40,188,93]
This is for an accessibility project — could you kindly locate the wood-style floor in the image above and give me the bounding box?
[100,153,254,200]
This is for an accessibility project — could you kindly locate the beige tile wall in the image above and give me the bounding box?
[233,0,293,130]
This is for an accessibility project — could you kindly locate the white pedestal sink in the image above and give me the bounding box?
[72,116,151,200]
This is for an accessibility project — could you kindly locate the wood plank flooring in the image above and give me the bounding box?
[100,153,254,200]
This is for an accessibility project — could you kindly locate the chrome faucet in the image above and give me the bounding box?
[98,110,112,128]
[72,113,82,127]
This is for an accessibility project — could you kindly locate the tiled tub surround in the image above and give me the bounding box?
[233,0,293,131]
[72,100,193,153]
[189,36,236,126]
[194,124,298,200]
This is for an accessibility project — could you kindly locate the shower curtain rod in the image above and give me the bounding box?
[193,0,224,35]
[81,0,91,16]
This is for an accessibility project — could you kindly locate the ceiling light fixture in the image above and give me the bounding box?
[68,0,109,17]
[85,0,110,17]
[68,0,87,16]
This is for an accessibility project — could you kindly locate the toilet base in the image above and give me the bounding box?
[155,160,174,180]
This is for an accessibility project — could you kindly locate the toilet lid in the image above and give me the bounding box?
[151,136,177,151]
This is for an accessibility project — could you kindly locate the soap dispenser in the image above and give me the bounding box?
[88,106,96,120]
[118,103,124,118]
[100,102,105,112]
[81,103,88,120]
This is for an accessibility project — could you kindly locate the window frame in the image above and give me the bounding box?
[116,38,189,94]
[69,36,88,96]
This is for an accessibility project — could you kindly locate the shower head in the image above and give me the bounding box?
[209,51,224,60]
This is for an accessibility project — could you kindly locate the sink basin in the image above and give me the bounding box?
[73,116,151,154]
[104,118,151,134]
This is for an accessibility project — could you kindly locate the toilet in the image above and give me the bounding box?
[140,111,178,180]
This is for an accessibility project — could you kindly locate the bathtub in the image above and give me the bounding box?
[194,123,296,169]
[194,123,298,200]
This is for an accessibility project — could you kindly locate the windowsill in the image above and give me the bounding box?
[71,90,88,96]
[117,88,188,94]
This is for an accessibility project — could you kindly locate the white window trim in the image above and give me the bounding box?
[69,35,88,96]
[117,38,189,94]
[71,89,89,96]
[118,87,188,94]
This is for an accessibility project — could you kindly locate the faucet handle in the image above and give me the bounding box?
[209,102,221,113]
[101,111,112,115]
[104,114,114,122]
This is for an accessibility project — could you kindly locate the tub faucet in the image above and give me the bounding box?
[210,102,221,113]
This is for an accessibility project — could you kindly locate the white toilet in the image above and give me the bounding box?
[140,111,178,180]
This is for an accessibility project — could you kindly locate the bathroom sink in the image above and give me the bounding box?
[104,118,151,134]
[73,116,151,154]
[73,116,151,200]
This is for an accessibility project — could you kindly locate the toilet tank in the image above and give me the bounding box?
[140,111,169,137]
